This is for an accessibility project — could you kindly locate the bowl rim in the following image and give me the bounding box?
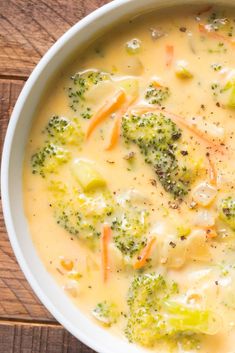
[1,0,231,352]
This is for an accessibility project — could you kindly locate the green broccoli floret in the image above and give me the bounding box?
[45,116,84,146]
[125,273,220,348]
[122,112,191,198]
[31,143,70,177]
[111,205,149,257]
[127,273,170,312]
[55,193,114,238]
[92,301,119,326]
[219,197,235,230]
[50,183,114,242]
[50,179,149,254]
[126,273,177,346]
[81,107,92,120]
[68,69,110,112]
[145,83,170,105]
[207,12,232,35]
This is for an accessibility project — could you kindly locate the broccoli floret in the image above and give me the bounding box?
[55,193,114,238]
[81,107,92,120]
[50,183,114,242]
[50,180,149,254]
[219,197,235,230]
[45,116,84,146]
[122,112,191,198]
[207,12,232,35]
[145,83,170,105]
[68,69,110,112]
[92,301,119,326]
[31,143,70,177]
[127,273,170,312]
[125,273,220,348]
[126,273,177,346]
[111,205,149,257]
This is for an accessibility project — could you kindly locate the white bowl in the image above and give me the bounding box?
[1,0,233,352]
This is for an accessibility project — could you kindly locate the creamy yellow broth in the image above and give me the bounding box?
[24,5,235,353]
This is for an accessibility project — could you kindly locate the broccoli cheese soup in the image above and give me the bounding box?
[24,5,235,353]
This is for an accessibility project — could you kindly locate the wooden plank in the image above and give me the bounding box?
[0,320,94,353]
[0,80,24,156]
[0,79,54,321]
[0,0,111,78]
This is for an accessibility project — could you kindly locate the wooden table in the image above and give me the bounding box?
[0,1,110,351]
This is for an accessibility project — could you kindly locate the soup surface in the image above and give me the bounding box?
[24,5,235,353]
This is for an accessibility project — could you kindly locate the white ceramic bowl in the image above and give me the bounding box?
[1,0,233,352]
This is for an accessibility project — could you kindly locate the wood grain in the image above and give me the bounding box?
[0,321,93,353]
[0,1,113,351]
[0,0,110,78]
[0,80,24,155]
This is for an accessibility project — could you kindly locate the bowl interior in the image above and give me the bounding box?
[1,0,234,352]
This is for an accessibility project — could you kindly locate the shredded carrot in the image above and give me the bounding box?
[206,154,217,186]
[132,105,225,154]
[86,89,126,139]
[101,224,112,282]
[198,23,235,47]
[105,115,122,151]
[187,292,202,303]
[133,237,156,270]
[105,96,138,151]
[166,45,174,67]
[152,80,163,88]
[197,5,213,16]
[196,225,217,238]
[205,227,218,239]
[60,259,74,271]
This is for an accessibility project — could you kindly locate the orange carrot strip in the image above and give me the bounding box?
[206,154,217,186]
[132,105,225,154]
[86,89,126,139]
[60,259,74,271]
[205,227,218,239]
[133,237,156,270]
[152,80,163,88]
[105,115,122,151]
[198,23,235,47]
[166,45,174,67]
[194,226,217,239]
[101,224,112,282]
[105,96,138,150]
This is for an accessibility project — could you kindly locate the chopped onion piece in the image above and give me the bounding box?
[192,182,217,206]
[175,60,193,79]
[194,210,215,228]
[149,27,165,40]
[151,221,167,236]
[188,116,225,141]
[64,280,78,297]
[86,81,116,103]
[116,189,149,205]
[109,243,126,269]
[160,235,186,269]
[186,229,211,262]
[126,38,142,54]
